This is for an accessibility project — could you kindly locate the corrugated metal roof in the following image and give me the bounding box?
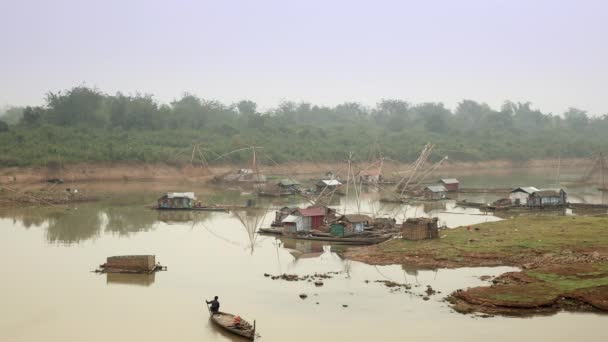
[282,215,301,223]
[425,185,447,193]
[511,187,540,194]
[340,214,371,223]
[298,207,325,217]
[440,178,459,184]
[166,192,196,199]
[318,179,342,186]
[533,189,563,197]
[278,179,300,186]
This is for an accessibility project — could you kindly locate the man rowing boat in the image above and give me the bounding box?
[206,296,220,314]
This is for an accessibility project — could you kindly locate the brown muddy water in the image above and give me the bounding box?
[0,174,607,342]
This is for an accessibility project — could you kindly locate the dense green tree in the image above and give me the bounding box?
[21,106,45,126]
[46,86,107,126]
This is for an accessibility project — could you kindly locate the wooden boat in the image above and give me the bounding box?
[282,234,391,245]
[258,227,284,235]
[208,309,256,340]
[256,190,294,197]
[152,206,229,212]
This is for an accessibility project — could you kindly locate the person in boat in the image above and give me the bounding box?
[206,296,220,314]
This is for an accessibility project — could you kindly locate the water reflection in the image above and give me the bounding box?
[156,210,215,224]
[106,273,156,287]
[105,206,157,236]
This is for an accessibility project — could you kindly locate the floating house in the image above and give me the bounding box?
[316,179,343,193]
[439,178,460,192]
[509,187,540,205]
[330,214,372,236]
[528,189,567,207]
[277,179,300,189]
[423,185,447,200]
[401,218,439,240]
[272,206,299,226]
[97,255,165,274]
[359,169,382,184]
[157,192,197,209]
[297,207,326,230]
[282,214,304,233]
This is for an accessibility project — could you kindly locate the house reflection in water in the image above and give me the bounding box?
[106,273,156,287]
[279,238,348,259]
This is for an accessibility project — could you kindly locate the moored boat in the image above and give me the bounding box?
[208,310,256,340]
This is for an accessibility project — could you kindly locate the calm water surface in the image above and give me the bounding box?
[1,175,606,342]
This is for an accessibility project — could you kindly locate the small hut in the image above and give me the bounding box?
[359,169,382,184]
[330,214,372,236]
[401,218,439,240]
[297,207,326,230]
[277,179,300,189]
[509,187,540,205]
[157,192,197,209]
[98,255,165,274]
[282,215,304,233]
[272,206,298,226]
[439,178,460,192]
[528,189,567,207]
[423,185,447,200]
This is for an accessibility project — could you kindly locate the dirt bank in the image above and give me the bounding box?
[345,216,608,316]
[0,187,98,208]
[448,264,608,316]
[0,158,591,185]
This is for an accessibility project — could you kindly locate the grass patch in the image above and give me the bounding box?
[384,216,608,261]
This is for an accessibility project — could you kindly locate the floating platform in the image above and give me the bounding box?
[95,255,167,274]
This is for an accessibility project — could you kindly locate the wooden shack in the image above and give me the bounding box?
[528,189,567,207]
[423,185,447,200]
[272,206,298,226]
[359,169,382,184]
[277,179,300,189]
[401,218,439,240]
[297,207,326,230]
[509,187,540,205]
[104,255,156,272]
[282,215,304,233]
[330,214,372,236]
[439,178,460,192]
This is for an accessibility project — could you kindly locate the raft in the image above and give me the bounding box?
[209,311,256,340]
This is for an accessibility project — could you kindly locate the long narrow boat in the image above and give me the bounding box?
[282,234,391,245]
[152,206,229,212]
[209,310,256,340]
[258,227,284,235]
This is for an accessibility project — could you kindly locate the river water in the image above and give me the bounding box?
[0,174,606,342]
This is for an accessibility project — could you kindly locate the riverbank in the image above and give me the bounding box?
[0,186,98,207]
[345,216,608,315]
[0,158,591,185]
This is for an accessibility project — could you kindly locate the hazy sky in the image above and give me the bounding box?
[1,0,607,115]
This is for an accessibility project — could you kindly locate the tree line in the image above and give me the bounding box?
[0,86,607,166]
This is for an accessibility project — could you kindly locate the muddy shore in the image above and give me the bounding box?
[345,217,608,316]
[0,158,592,185]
